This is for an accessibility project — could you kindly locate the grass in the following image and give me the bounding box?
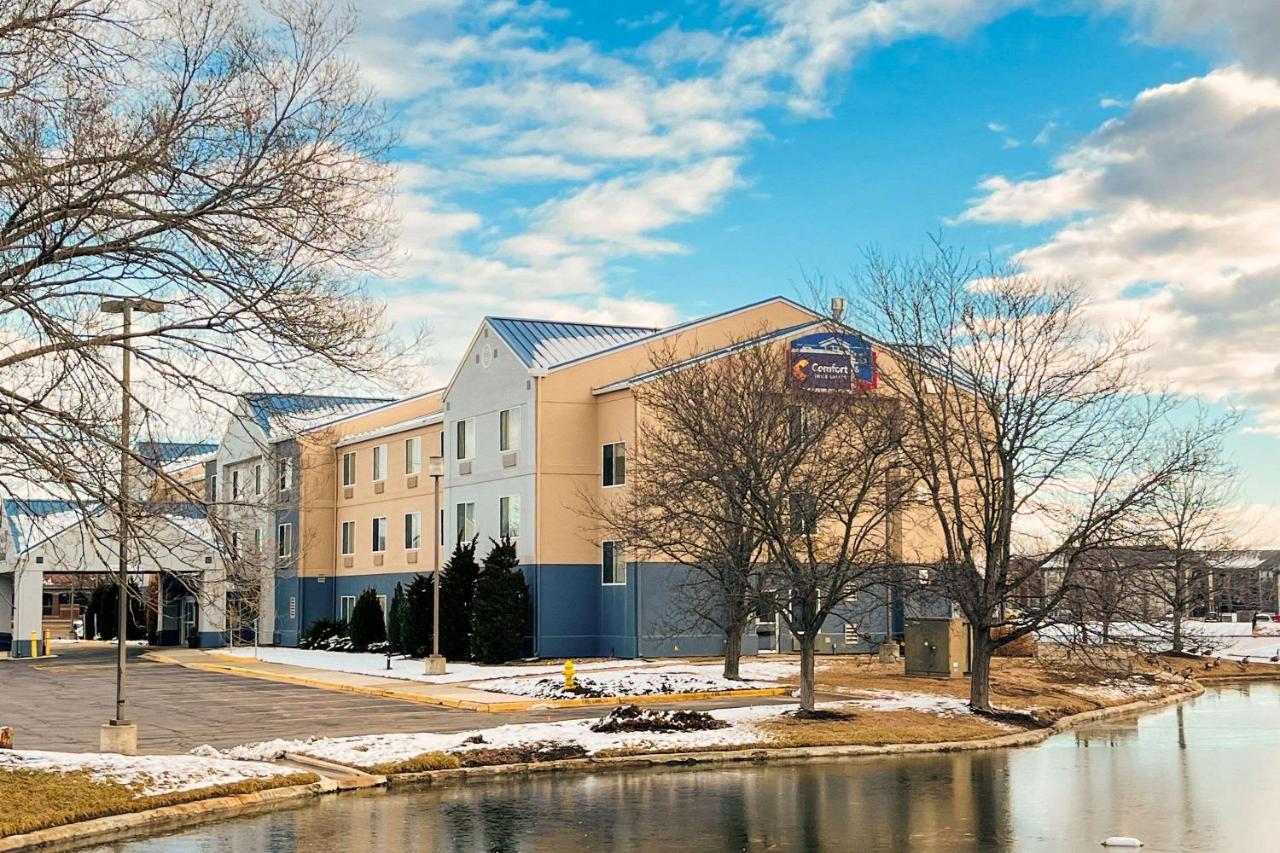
[0,769,317,838]
[803,657,1186,724]
[756,709,1013,747]
[365,752,460,775]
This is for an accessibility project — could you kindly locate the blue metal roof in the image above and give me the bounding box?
[487,317,659,371]
[135,441,218,464]
[242,393,395,438]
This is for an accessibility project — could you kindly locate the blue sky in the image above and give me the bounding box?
[353,0,1280,543]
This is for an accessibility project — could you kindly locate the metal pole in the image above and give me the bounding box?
[115,301,132,725]
[432,473,441,657]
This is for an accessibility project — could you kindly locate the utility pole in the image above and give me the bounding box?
[100,297,163,755]
[427,455,446,675]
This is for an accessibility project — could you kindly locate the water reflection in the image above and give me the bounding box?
[90,684,1280,853]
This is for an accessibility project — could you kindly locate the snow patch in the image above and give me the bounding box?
[0,749,290,797]
[471,670,774,699]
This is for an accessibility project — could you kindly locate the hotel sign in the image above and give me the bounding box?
[788,332,876,392]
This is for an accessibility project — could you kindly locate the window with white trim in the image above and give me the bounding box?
[602,541,625,585]
[499,408,520,452]
[277,523,292,558]
[499,495,520,539]
[277,459,293,494]
[456,502,476,542]
[254,527,263,552]
[405,512,421,549]
[603,442,626,487]
[254,463,263,495]
[405,436,422,474]
[339,595,356,623]
[372,444,388,482]
[231,470,240,499]
[455,419,475,461]
[372,516,387,553]
[341,520,355,556]
[341,452,356,487]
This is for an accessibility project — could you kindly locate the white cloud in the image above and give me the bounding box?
[960,67,1280,441]
[1100,0,1280,77]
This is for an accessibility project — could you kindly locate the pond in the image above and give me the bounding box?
[88,682,1280,852]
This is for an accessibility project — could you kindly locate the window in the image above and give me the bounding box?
[342,452,356,487]
[277,459,292,494]
[277,523,292,558]
[231,531,240,555]
[372,444,388,481]
[377,595,388,617]
[341,520,355,555]
[499,408,521,452]
[405,512,421,550]
[339,595,356,623]
[405,436,422,474]
[788,405,814,443]
[455,502,476,542]
[602,541,626,585]
[788,493,818,535]
[231,470,240,498]
[455,419,474,460]
[500,496,520,539]
[209,473,217,502]
[254,527,263,552]
[603,442,626,487]
[254,463,262,495]
[372,516,387,552]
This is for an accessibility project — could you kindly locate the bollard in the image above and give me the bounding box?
[43,629,52,656]
[563,659,575,691]
[29,631,40,658]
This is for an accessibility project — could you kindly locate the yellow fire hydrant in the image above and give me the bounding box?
[563,659,575,691]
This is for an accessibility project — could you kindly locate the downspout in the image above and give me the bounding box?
[533,373,543,659]
[633,390,641,658]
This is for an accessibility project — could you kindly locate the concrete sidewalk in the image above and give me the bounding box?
[150,648,791,712]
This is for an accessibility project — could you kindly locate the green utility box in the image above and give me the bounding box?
[905,617,970,679]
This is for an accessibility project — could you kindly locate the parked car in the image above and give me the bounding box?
[1204,612,1221,622]
[1255,613,1275,623]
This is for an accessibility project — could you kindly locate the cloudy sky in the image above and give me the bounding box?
[353,0,1280,544]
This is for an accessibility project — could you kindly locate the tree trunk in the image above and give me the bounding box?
[723,624,743,681]
[1171,608,1184,654]
[799,637,817,712]
[969,629,993,713]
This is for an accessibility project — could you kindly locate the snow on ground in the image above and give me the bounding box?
[1037,621,1280,663]
[0,750,290,797]
[471,669,776,699]
[221,647,798,688]
[837,689,976,716]
[209,689,994,769]
[1069,680,1165,702]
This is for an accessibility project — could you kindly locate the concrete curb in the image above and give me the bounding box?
[381,683,1206,788]
[0,779,338,852]
[0,683,1205,849]
[149,652,790,711]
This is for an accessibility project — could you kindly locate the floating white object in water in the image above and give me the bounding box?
[1101,838,1143,848]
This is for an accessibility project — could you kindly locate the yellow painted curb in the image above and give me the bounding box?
[160,654,790,712]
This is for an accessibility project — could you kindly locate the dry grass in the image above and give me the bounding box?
[756,709,1011,747]
[804,656,1185,724]
[365,752,460,775]
[1160,654,1280,681]
[0,769,317,838]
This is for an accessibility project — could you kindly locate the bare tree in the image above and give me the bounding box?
[847,241,1227,712]
[0,0,420,640]
[0,0,410,516]
[1129,444,1239,651]
[586,330,903,710]
[581,337,769,680]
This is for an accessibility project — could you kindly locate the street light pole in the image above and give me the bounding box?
[100,297,163,755]
[427,456,446,675]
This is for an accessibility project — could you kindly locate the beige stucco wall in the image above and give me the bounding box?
[333,420,445,578]
[536,298,817,564]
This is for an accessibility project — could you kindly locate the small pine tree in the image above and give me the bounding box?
[347,588,387,652]
[387,582,406,653]
[400,574,435,658]
[469,537,530,664]
[439,537,479,660]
